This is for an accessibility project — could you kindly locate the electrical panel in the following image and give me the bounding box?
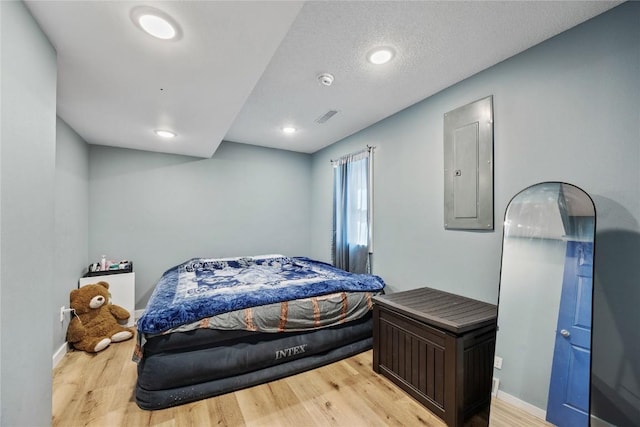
[444,95,494,230]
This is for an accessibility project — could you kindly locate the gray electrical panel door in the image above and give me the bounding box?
[444,96,493,230]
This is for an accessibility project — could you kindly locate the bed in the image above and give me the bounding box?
[134,254,385,410]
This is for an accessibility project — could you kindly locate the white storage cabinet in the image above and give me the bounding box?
[78,272,135,327]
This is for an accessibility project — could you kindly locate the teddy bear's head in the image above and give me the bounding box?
[70,281,111,314]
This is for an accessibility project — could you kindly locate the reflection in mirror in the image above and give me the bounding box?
[491,182,595,426]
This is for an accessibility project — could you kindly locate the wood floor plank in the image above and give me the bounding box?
[236,380,312,426]
[287,361,390,426]
[284,369,349,426]
[488,397,553,427]
[53,332,551,426]
[205,392,246,426]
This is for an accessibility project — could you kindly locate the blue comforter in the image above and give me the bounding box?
[137,255,385,335]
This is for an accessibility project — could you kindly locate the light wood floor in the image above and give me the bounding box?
[53,334,550,426]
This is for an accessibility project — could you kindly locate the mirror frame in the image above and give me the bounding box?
[490,181,596,426]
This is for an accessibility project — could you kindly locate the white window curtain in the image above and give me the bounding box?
[332,147,373,274]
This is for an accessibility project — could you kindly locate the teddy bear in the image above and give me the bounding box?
[66,281,134,353]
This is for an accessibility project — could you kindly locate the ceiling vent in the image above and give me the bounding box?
[315,110,339,124]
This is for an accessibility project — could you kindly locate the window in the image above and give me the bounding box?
[332,148,372,273]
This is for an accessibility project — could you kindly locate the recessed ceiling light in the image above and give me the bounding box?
[154,129,176,138]
[282,127,296,134]
[367,47,395,65]
[139,15,175,39]
[131,7,181,41]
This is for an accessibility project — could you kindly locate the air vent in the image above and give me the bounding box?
[315,110,339,124]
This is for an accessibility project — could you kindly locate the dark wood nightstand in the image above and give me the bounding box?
[373,287,497,427]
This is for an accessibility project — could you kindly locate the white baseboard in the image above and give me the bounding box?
[491,377,500,396]
[52,342,69,369]
[496,390,546,420]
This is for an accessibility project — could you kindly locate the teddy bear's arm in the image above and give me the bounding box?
[108,304,131,321]
[66,317,86,343]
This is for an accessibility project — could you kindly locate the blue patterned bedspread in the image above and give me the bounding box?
[137,255,385,335]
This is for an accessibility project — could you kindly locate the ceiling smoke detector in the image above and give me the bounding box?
[317,73,334,87]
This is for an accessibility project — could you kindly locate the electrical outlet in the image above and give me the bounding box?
[60,306,74,322]
[494,356,503,370]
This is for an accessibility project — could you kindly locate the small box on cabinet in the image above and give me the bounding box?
[85,261,133,277]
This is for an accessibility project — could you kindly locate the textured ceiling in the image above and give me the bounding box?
[26,1,621,158]
[26,1,303,158]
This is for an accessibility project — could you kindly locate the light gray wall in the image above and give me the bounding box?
[88,141,312,309]
[54,117,89,354]
[0,1,57,425]
[310,2,639,424]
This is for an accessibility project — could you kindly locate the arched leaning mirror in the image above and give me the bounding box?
[491,182,595,426]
